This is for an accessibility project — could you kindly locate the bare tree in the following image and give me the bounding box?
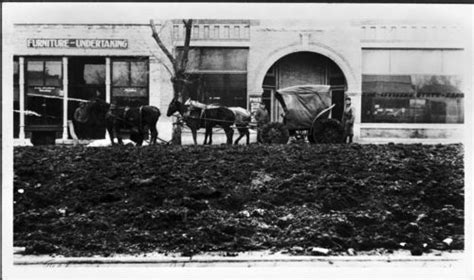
[150,19,193,144]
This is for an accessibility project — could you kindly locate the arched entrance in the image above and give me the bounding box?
[261,51,347,122]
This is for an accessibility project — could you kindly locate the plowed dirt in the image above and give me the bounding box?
[13,144,464,257]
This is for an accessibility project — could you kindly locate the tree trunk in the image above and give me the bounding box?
[171,116,182,145]
[150,19,193,145]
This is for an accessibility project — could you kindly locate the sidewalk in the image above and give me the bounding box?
[13,250,465,268]
[12,119,462,146]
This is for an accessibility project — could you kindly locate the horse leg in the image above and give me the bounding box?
[115,125,124,145]
[150,125,158,145]
[204,127,211,145]
[245,128,250,145]
[135,135,143,146]
[107,126,115,145]
[234,128,244,145]
[208,127,213,145]
[191,129,198,145]
[225,126,234,145]
[203,128,208,145]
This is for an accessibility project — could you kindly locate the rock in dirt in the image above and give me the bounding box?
[443,237,453,246]
[310,247,330,256]
[410,246,423,256]
[291,246,304,253]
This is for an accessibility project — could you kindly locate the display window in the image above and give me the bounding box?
[14,57,20,138]
[176,47,248,108]
[25,58,63,126]
[111,58,149,107]
[361,75,464,123]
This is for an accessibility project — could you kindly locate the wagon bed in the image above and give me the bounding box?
[275,84,333,130]
[262,84,343,144]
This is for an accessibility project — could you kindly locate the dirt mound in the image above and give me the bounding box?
[13,144,464,257]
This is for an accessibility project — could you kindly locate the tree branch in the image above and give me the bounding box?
[180,19,193,72]
[150,19,178,75]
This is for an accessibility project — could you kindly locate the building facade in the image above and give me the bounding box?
[9,18,471,143]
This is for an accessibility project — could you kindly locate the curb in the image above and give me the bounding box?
[14,254,463,267]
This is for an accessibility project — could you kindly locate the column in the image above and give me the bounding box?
[105,57,111,103]
[19,57,25,140]
[62,57,69,140]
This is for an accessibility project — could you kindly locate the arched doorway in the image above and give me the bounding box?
[261,52,347,122]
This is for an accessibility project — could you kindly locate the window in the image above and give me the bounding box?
[178,48,248,72]
[193,25,199,39]
[223,26,230,38]
[111,58,149,107]
[192,74,246,108]
[14,57,19,138]
[213,26,220,39]
[25,58,63,126]
[234,26,240,38]
[176,48,248,108]
[361,74,464,123]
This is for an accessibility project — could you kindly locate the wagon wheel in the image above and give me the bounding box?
[311,118,343,144]
[307,129,315,143]
[261,122,290,144]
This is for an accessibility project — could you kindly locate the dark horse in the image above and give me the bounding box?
[81,98,161,146]
[167,97,235,145]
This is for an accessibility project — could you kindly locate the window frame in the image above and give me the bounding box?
[24,56,64,127]
[111,57,150,106]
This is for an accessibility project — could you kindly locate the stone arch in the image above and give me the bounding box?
[251,43,358,95]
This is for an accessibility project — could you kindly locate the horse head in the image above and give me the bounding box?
[167,97,187,117]
[87,98,111,124]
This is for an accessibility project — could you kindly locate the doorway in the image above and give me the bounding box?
[262,51,347,122]
[331,87,345,121]
[68,57,106,139]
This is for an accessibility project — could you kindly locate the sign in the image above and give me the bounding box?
[31,87,62,96]
[249,95,262,122]
[27,38,128,49]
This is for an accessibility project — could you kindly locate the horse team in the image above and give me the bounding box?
[82,97,251,146]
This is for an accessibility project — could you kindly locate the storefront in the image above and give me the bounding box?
[9,19,470,144]
[10,23,163,144]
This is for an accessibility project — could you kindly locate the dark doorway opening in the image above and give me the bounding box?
[262,52,347,122]
[331,87,345,122]
[68,57,106,139]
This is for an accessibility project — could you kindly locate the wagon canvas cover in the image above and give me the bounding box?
[275,85,332,130]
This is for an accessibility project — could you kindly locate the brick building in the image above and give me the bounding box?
[8,18,471,144]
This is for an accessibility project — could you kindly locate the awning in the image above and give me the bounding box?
[362,75,415,97]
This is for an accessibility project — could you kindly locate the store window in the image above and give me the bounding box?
[25,58,63,126]
[13,57,20,138]
[111,58,149,107]
[186,73,247,108]
[361,74,464,123]
[176,47,248,108]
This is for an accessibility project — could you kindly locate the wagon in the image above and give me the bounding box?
[261,84,343,144]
